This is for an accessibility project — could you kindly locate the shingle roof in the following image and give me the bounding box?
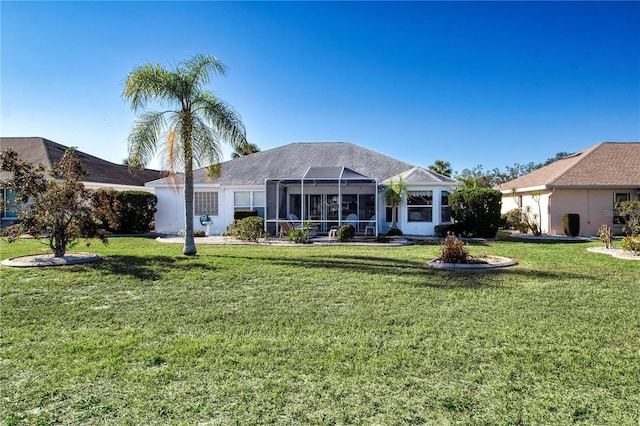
[382,166,458,185]
[496,142,640,191]
[148,142,457,186]
[1,137,164,186]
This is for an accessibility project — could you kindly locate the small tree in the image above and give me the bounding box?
[0,148,107,257]
[383,177,407,234]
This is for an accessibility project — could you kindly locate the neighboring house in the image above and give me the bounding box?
[146,142,459,237]
[1,137,164,227]
[496,142,640,236]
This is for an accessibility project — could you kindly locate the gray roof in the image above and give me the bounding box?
[1,137,164,186]
[148,142,457,186]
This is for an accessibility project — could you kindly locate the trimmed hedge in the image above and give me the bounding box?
[92,189,157,234]
[234,210,258,221]
[448,188,502,238]
[563,213,580,237]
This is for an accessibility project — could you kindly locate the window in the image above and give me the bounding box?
[235,191,265,217]
[613,192,631,224]
[1,188,19,218]
[441,191,451,222]
[194,192,218,216]
[407,191,433,222]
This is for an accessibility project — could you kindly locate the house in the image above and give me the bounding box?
[496,142,640,236]
[1,137,164,226]
[146,142,459,237]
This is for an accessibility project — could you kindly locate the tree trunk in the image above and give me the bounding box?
[182,121,197,256]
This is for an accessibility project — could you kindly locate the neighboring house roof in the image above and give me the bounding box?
[496,142,640,191]
[147,142,458,186]
[0,137,164,187]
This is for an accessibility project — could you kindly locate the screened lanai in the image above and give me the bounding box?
[265,167,378,237]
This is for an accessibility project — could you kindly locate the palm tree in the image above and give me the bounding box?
[232,142,261,158]
[428,159,452,177]
[123,54,247,256]
[383,177,407,234]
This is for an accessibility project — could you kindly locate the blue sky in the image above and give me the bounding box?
[2,1,639,174]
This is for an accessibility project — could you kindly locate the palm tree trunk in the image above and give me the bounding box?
[182,123,197,256]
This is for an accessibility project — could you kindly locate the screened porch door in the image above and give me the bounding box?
[305,194,339,233]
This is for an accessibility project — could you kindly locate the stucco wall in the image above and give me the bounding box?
[550,189,638,236]
[501,190,551,234]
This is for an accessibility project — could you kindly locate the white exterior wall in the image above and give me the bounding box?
[152,183,459,236]
[381,186,458,236]
[151,184,265,235]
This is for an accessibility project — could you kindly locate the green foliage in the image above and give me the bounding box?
[115,191,157,233]
[616,201,640,236]
[439,233,469,263]
[448,188,502,237]
[597,224,613,248]
[383,177,407,231]
[563,213,580,237]
[0,148,107,257]
[226,216,268,242]
[621,236,640,254]
[92,189,157,233]
[287,228,309,244]
[504,208,523,230]
[336,224,355,242]
[233,210,258,221]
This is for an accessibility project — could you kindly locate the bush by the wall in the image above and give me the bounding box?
[227,216,268,242]
[563,213,580,237]
[336,224,355,242]
[504,208,523,230]
[234,210,258,221]
[92,189,157,234]
[434,223,462,238]
[448,189,502,238]
[117,191,157,234]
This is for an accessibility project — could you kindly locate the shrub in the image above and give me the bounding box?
[518,221,530,234]
[116,191,157,233]
[439,233,469,263]
[287,228,308,244]
[616,201,640,236]
[92,189,157,234]
[505,208,523,230]
[621,236,640,255]
[434,223,462,238]
[386,227,403,236]
[227,216,268,242]
[234,210,258,221]
[193,229,206,237]
[336,224,355,242]
[448,188,502,238]
[563,213,580,237]
[597,224,613,248]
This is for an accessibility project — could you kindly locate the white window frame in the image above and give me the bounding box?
[407,191,433,222]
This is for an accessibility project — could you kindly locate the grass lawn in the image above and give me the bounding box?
[1,237,639,425]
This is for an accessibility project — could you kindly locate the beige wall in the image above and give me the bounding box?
[501,190,552,234]
[549,189,639,236]
[501,187,639,236]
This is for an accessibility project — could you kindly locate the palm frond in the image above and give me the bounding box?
[190,115,223,172]
[183,54,227,88]
[194,92,247,149]
[127,111,167,166]
[122,63,173,110]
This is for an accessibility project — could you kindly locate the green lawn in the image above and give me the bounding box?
[1,238,639,425]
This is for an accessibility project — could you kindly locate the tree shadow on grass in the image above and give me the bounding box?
[86,255,217,281]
